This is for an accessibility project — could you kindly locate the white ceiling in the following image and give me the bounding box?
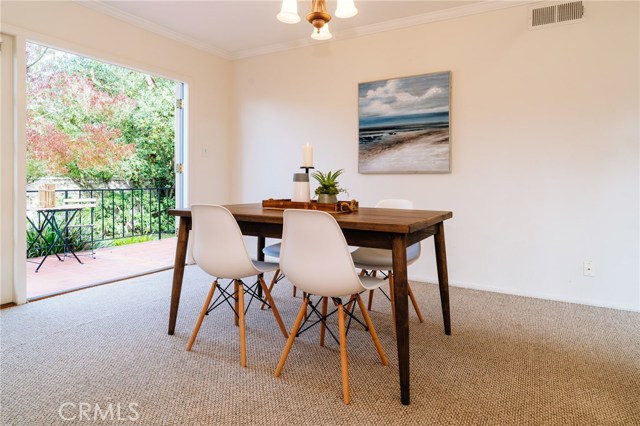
[82,1,523,59]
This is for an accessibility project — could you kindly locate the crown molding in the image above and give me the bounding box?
[78,1,540,61]
[76,0,234,60]
[233,0,539,59]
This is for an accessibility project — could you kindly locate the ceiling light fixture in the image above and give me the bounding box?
[277,0,358,41]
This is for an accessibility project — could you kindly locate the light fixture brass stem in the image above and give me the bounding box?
[307,0,331,30]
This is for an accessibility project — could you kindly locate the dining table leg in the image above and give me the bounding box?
[391,234,410,405]
[434,222,451,335]
[168,217,191,335]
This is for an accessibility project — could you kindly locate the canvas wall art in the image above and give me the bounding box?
[358,71,451,174]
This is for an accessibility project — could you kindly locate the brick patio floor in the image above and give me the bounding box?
[26,237,177,300]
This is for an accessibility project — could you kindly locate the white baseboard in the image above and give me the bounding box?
[408,274,640,313]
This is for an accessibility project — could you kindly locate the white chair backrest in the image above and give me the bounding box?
[376,199,413,209]
[191,204,259,279]
[280,210,363,298]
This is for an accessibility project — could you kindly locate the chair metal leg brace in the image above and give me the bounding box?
[343,295,360,335]
[296,297,341,345]
[205,279,240,317]
[188,276,287,364]
[242,280,262,313]
[205,277,288,339]
[206,279,268,317]
[295,294,369,346]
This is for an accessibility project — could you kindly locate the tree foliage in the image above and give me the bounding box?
[26,43,176,188]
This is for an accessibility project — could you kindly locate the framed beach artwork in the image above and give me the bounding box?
[358,71,451,174]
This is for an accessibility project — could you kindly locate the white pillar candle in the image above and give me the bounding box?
[303,143,313,167]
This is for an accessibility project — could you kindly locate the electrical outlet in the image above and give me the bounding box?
[583,261,595,277]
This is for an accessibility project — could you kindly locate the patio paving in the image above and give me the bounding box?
[26,237,177,300]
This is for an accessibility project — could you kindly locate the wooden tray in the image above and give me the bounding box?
[262,199,359,214]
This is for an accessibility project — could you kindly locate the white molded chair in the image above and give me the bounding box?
[274,209,388,404]
[186,204,288,367]
[262,243,281,259]
[351,199,425,324]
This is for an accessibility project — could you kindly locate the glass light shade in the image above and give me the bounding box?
[335,0,358,18]
[277,0,301,24]
[311,23,332,40]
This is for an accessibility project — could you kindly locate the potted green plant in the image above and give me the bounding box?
[312,169,347,204]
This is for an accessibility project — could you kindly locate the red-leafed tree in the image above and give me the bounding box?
[26,45,136,187]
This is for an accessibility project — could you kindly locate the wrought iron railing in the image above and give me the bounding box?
[26,187,175,258]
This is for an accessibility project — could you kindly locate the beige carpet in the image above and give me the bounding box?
[1,266,638,425]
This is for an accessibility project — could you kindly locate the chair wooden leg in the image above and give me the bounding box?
[367,289,374,311]
[258,277,288,338]
[337,302,350,404]
[261,269,280,310]
[275,298,309,377]
[319,296,328,347]
[237,280,247,368]
[407,284,425,323]
[355,294,388,366]
[234,279,239,327]
[186,279,218,351]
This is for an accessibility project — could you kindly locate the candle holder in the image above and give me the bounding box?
[300,166,315,174]
[292,172,311,202]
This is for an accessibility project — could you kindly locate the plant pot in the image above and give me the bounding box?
[317,194,338,204]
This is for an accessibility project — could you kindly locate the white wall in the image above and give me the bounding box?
[1,1,233,303]
[232,2,640,310]
[2,1,637,311]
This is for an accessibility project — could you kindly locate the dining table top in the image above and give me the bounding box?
[168,203,453,234]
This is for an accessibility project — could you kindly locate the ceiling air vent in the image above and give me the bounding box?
[530,1,585,29]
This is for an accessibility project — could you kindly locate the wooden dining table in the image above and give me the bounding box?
[167,203,453,405]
